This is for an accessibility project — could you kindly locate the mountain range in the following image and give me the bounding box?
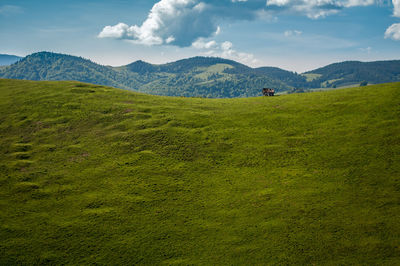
[0,54,22,66]
[1,52,399,97]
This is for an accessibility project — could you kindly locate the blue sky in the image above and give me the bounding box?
[0,0,399,72]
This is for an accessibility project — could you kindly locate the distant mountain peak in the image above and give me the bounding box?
[0,54,23,66]
[126,60,156,74]
[131,59,149,64]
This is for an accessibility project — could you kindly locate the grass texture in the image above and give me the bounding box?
[0,79,399,264]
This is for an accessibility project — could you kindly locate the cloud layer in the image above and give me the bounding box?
[385,1,400,40]
[284,30,302,37]
[385,23,400,40]
[192,38,258,65]
[99,0,400,47]
[267,0,375,19]
[99,0,264,47]
[393,0,400,17]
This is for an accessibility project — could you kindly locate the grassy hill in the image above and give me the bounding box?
[0,79,399,264]
[304,60,400,88]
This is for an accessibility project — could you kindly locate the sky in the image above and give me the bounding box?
[0,0,399,72]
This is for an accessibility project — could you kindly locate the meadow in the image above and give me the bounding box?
[0,79,399,264]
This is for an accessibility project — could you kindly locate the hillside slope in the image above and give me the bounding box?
[0,79,399,264]
[119,56,292,97]
[305,60,400,88]
[2,52,400,96]
[0,52,138,90]
[0,52,293,97]
[0,54,22,66]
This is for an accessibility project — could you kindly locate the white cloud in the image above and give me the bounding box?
[344,0,375,7]
[193,2,206,11]
[266,0,375,18]
[221,41,233,51]
[99,0,396,47]
[284,30,302,37]
[192,38,258,65]
[192,38,218,49]
[267,0,290,6]
[98,23,130,39]
[385,23,400,40]
[166,36,176,44]
[99,0,220,46]
[215,26,221,36]
[266,0,375,7]
[97,0,271,47]
[383,1,400,40]
[393,0,400,17]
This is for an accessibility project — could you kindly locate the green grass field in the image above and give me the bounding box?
[0,79,399,264]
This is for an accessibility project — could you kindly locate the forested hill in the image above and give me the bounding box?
[304,60,400,88]
[0,54,22,66]
[119,56,294,97]
[1,52,400,97]
[0,52,137,90]
[253,66,308,89]
[124,56,246,73]
[0,52,293,98]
